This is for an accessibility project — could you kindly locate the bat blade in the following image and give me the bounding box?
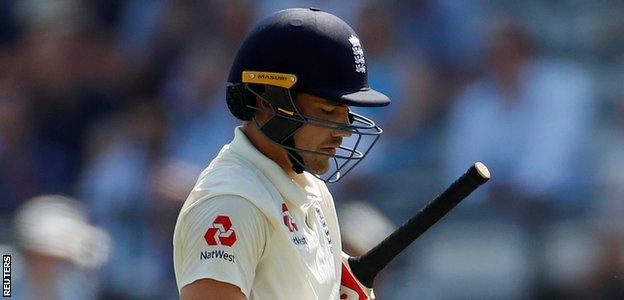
[348,162,491,288]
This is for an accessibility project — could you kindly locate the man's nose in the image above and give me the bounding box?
[335,112,353,137]
[332,127,352,138]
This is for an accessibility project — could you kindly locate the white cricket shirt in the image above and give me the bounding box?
[173,127,343,299]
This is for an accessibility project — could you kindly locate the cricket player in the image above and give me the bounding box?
[173,8,390,299]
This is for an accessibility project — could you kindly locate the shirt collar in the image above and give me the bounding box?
[227,126,322,205]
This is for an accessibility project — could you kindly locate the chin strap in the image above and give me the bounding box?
[284,137,305,174]
[250,85,307,174]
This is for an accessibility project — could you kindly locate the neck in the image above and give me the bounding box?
[241,122,300,179]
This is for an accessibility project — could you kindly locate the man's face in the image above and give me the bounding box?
[292,93,352,174]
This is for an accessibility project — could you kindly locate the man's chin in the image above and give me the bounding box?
[307,163,330,175]
[310,168,329,175]
[300,156,331,175]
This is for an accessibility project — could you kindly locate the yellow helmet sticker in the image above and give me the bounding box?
[277,107,295,116]
[242,71,297,89]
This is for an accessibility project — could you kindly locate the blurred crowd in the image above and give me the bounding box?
[1,0,623,299]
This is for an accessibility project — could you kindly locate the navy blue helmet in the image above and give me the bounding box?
[226,8,390,182]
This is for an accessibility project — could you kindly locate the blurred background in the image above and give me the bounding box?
[0,0,623,299]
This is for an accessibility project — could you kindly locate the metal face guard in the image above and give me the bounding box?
[245,84,383,183]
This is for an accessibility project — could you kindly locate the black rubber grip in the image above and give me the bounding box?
[348,162,490,288]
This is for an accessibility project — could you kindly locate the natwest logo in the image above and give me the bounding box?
[282,203,299,232]
[204,215,237,247]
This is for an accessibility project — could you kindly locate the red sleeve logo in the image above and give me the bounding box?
[204,215,237,247]
[282,203,299,232]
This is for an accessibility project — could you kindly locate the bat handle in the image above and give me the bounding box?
[348,162,490,288]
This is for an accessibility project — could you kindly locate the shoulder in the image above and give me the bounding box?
[183,194,267,225]
[174,194,270,249]
[181,152,280,218]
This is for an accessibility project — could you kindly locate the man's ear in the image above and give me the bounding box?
[256,95,272,110]
[253,94,273,125]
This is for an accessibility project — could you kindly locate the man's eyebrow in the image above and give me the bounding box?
[319,105,349,112]
[318,101,348,108]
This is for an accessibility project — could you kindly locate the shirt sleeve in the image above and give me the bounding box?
[174,194,269,297]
